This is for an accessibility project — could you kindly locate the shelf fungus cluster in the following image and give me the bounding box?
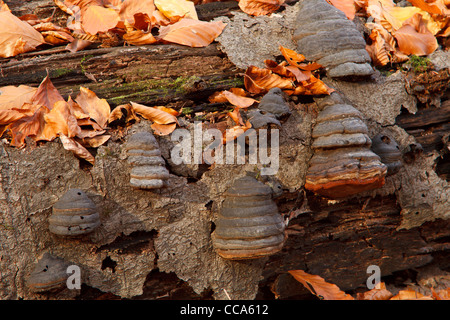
[124,131,170,189]
[305,95,387,199]
[212,176,286,260]
[26,253,71,293]
[49,189,100,236]
[292,0,374,78]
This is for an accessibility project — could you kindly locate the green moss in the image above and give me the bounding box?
[50,68,76,78]
[404,55,432,73]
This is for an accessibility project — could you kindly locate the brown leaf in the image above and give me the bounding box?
[131,101,178,125]
[151,122,177,136]
[8,105,50,147]
[123,28,157,45]
[0,85,37,110]
[326,0,356,20]
[279,45,306,68]
[356,283,393,300]
[81,5,120,35]
[158,18,226,47]
[209,90,257,108]
[41,30,74,45]
[43,100,81,138]
[0,11,45,58]
[75,87,111,128]
[119,0,155,24]
[30,74,65,110]
[108,103,140,124]
[0,109,27,125]
[394,13,439,56]
[244,65,295,94]
[155,106,180,116]
[59,133,95,165]
[222,120,252,144]
[238,0,285,16]
[77,134,111,148]
[228,108,244,125]
[390,288,434,300]
[288,270,355,300]
[407,0,450,16]
[154,0,198,20]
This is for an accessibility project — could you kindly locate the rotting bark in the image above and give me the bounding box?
[1,0,449,300]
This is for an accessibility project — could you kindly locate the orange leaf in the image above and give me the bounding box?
[8,105,50,147]
[244,65,295,94]
[119,0,155,24]
[158,18,226,47]
[356,283,393,300]
[155,106,180,117]
[238,0,285,16]
[0,11,45,58]
[0,85,37,110]
[406,0,450,16]
[326,0,356,20]
[209,90,257,108]
[44,100,81,138]
[77,134,111,148]
[81,5,120,35]
[222,120,252,144]
[75,87,111,128]
[151,122,177,136]
[154,0,198,20]
[0,109,27,125]
[394,13,438,56]
[30,74,64,110]
[288,270,354,300]
[390,288,433,300]
[131,102,178,125]
[108,103,140,124]
[123,28,157,45]
[59,133,95,165]
[228,108,244,125]
[279,46,306,68]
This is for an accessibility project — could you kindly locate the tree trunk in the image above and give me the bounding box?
[1,0,449,300]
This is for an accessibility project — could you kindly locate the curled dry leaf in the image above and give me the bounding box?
[75,87,111,128]
[390,288,433,300]
[209,90,257,108]
[0,109,27,125]
[288,270,355,300]
[0,11,45,58]
[0,85,37,110]
[81,5,120,35]
[77,134,111,148]
[43,100,81,138]
[238,0,285,16]
[123,28,157,45]
[108,103,140,124]
[154,0,198,20]
[131,102,178,135]
[119,0,155,24]
[158,18,226,47]
[407,0,450,16]
[41,30,74,45]
[59,133,95,165]
[244,66,295,94]
[279,45,306,68]
[8,106,50,147]
[394,13,438,56]
[151,122,177,136]
[30,74,65,110]
[356,282,393,300]
[222,120,252,144]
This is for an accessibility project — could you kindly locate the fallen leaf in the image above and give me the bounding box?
[43,100,81,138]
[228,108,244,125]
[119,0,155,24]
[390,288,433,300]
[158,18,226,47]
[108,103,140,124]
[0,109,27,125]
[279,45,306,68]
[222,120,252,144]
[326,0,356,19]
[0,85,37,110]
[155,106,180,116]
[356,282,393,300]
[65,38,92,53]
[30,74,65,110]
[288,270,355,300]
[151,122,177,135]
[244,65,295,94]
[407,0,450,16]
[77,134,111,148]
[123,28,158,45]
[75,87,111,128]
[431,288,450,300]
[59,133,95,165]
[0,11,45,58]
[131,102,178,125]
[8,105,50,147]
[394,13,439,56]
[41,30,74,45]
[154,0,198,20]
[81,5,120,35]
[238,0,285,16]
[209,90,257,108]
[0,0,9,11]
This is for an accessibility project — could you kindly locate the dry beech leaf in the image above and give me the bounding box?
[77,134,111,148]
[222,120,252,144]
[326,0,356,20]
[65,38,92,53]
[0,11,45,58]
[8,105,50,147]
[75,87,111,128]
[0,85,37,110]
[59,133,95,165]
[244,65,295,94]
[394,13,438,56]
[238,0,285,16]
[390,288,433,300]
[154,0,198,20]
[81,5,120,35]
[123,28,157,45]
[108,103,140,124]
[158,18,226,48]
[288,270,354,300]
[65,0,103,12]
[131,101,178,125]
[209,90,257,108]
[31,74,65,110]
[44,100,81,138]
[151,122,177,136]
[356,283,393,300]
[42,30,74,45]
[431,288,450,300]
[279,45,306,68]
[407,0,450,16]
[155,106,180,117]
[0,109,27,125]
[228,108,244,125]
[0,0,9,11]
[119,0,155,24]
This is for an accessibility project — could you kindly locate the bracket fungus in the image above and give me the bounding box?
[211,176,286,260]
[26,253,71,293]
[258,87,291,118]
[371,134,403,176]
[292,0,374,78]
[49,189,100,236]
[305,96,387,199]
[124,131,170,189]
